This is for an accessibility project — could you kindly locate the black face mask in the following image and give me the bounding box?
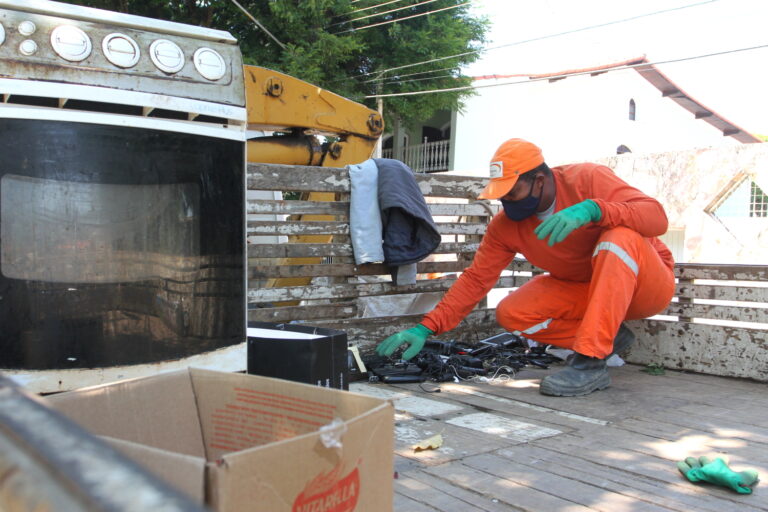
[500,179,541,221]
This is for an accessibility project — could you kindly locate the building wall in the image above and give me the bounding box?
[383,110,452,150]
[451,68,742,175]
[598,144,768,264]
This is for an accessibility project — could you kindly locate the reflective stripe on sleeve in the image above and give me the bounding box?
[593,241,638,275]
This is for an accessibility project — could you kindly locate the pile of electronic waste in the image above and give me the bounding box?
[361,333,563,384]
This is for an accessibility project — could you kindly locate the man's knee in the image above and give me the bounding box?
[495,291,549,334]
[495,291,526,331]
[592,227,644,276]
[597,226,643,247]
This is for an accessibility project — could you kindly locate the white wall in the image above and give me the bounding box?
[452,68,741,173]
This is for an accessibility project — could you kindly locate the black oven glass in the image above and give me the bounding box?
[0,118,244,369]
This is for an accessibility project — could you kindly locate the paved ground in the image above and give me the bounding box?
[351,363,768,511]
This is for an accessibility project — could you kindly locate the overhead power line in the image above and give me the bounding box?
[341,0,720,80]
[362,65,459,83]
[378,72,467,85]
[343,0,408,18]
[335,1,471,34]
[230,0,286,50]
[370,69,466,85]
[331,0,440,28]
[363,43,768,98]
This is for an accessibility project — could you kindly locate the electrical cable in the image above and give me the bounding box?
[364,43,768,98]
[336,0,720,81]
[362,65,458,83]
[418,382,442,393]
[373,71,466,85]
[332,0,441,28]
[448,365,472,382]
[488,365,516,380]
[334,1,471,34]
[333,0,409,23]
[364,333,557,385]
[230,0,287,50]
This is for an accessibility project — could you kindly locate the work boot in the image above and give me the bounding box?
[610,323,635,357]
[539,354,610,397]
[564,323,636,363]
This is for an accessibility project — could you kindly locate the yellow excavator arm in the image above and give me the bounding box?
[244,65,383,166]
[244,65,384,298]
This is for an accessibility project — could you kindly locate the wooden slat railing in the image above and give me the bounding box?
[247,163,768,381]
[628,263,768,381]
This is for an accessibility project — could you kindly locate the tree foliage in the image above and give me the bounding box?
[59,0,488,128]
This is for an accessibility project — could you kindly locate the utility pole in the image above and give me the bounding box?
[375,95,383,158]
[374,71,385,158]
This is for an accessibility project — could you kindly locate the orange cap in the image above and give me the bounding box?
[477,138,544,199]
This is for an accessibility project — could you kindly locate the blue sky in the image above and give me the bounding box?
[465,0,768,135]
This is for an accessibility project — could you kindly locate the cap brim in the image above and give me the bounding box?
[477,176,518,200]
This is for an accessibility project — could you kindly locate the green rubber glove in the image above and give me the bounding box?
[677,456,759,494]
[534,199,601,246]
[375,324,434,360]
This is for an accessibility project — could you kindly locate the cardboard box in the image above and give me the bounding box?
[247,323,349,390]
[46,368,394,511]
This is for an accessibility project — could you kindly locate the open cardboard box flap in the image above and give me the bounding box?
[48,370,205,457]
[104,436,206,503]
[48,368,394,511]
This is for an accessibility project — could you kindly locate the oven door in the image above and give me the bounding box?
[0,116,245,376]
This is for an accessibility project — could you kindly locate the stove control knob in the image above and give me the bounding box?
[18,21,37,36]
[51,25,92,62]
[149,39,185,74]
[193,48,226,81]
[19,39,38,56]
[103,33,140,68]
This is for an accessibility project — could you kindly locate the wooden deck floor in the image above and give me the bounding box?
[350,363,768,512]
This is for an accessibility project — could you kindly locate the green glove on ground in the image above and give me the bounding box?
[677,456,759,494]
[375,324,434,360]
[534,199,601,246]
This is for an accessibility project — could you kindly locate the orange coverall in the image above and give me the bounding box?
[421,163,675,359]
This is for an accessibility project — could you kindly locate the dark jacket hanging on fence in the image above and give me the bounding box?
[375,158,441,283]
[348,158,441,285]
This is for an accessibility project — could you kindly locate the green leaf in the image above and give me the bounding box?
[641,363,666,375]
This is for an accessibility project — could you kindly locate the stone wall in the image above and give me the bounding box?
[598,143,768,264]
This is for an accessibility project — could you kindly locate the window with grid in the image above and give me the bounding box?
[751,181,768,217]
[705,174,768,220]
